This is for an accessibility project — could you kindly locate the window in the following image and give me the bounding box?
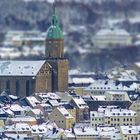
[6,80,10,94]
[26,80,30,96]
[15,80,20,97]
[0,81,1,94]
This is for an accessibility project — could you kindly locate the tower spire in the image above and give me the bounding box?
[53,1,56,15]
[52,0,57,26]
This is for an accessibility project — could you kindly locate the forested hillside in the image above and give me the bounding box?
[1,0,140,72]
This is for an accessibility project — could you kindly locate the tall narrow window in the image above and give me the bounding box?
[0,80,1,94]
[6,80,10,95]
[15,80,20,97]
[26,80,30,96]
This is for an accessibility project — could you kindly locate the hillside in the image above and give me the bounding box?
[1,0,140,72]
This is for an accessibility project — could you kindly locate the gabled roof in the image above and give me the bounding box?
[0,60,46,76]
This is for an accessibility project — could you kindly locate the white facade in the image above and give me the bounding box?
[94,28,132,48]
[90,106,137,128]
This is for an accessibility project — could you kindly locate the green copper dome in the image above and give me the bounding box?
[47,7,63,39]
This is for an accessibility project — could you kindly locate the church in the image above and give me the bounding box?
[0,6,68,97]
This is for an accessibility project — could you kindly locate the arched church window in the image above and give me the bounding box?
[26,80,30,96]
[15,80,20,97]
[6,80,10,95]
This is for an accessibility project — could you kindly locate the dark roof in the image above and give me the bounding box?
[19,98,31,107]
[127,91,140,101]
[85,100,132,111]
[63,103,75,109]
[0,95,13,104]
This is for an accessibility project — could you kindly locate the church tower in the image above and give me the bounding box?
[45,4,68,92]
[45,4,64,58]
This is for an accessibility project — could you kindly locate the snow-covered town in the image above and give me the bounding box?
[1,67,140,139]
[0,0,140,140]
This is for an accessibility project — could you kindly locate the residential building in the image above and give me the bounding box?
[120,125,140,140]
[48,106,75,129]
[129,93,140,125]
[90,106,137,128]
[70,96,89,122]
[84,80,124,95]
[105,91,130,101]
[94,28,132,48]
[63,103,76,122]
[73,125,99,140]
[69,71,95,95]
[97,126,121,140]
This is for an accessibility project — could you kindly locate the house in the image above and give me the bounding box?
[129,93,140,125]
[84,80,125,95]
[26,96,41,108]
[8,116,37,125]
[73,125,99,140]
[63,103,76,122]
[26,108,44,120]
[70,96,89,122]
[133,62,140,75]
[69,71,95,95]
[48,106,75,129]
[105,91,130,101]
[5,123,31,135]
[86,100,132,111]
[97,126,121,140]
[90,106,137,128]
[120,125,140,140]
[94,28,132,48]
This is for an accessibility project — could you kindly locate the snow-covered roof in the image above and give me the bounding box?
[31,124,48,134]
[120,125,140,135]
[134,62,140,68]
[57,107,73,118]
[97,126,121,139]
[10,104,24,112]
[5,133,32,140]
[91,95,106,101]
[49,100,60,107]
[5,123,31,132]
[94,106,137,117]
[85,80,124,91]
[95,28,130,36]
[31,109,42,115]
[0,60,46,76]
[74,126,99,136]
[26,96,41,107]
[37,92,60,100]
[72,77,95,84]
[106,91,126,95]
[10,116,36,122]
[72,96,88,109]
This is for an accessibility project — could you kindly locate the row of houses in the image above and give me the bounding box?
[0,88,139,139]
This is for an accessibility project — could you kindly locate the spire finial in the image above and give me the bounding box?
[52,0,57,25]
[53,1,56,15]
